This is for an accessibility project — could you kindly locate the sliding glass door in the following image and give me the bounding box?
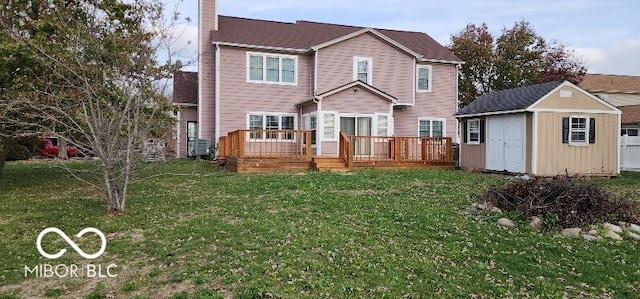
[340,116,372,156]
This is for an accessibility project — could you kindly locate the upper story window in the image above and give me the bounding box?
[353,57,372,85]
[416,65,432,92]
[247,52,297,85]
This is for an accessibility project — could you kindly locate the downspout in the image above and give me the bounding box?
[455,63,461,144]
[314,49,322,156]
[214,43,221,146]
[176,110,181,158]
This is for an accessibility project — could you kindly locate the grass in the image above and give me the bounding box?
[0,159,639,298]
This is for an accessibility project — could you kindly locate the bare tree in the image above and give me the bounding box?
[0,0,180,213]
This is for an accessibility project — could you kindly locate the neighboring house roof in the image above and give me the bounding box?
[173,71,198,105]
[210,16,461,63]
[620,104,640,123]
[579,74,640,94]
[456,81,564,116]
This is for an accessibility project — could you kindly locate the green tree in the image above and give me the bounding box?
[450,20,586,107]
[0,0,176,213]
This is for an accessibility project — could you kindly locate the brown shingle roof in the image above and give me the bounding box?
[210,16,461,63]
[172,71,198,105]
[620,104,640,123]
[579,74,640,94]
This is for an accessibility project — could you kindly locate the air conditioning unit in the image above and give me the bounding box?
[194,139,210,156]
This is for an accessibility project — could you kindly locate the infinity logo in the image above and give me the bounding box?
[36,227,106,260]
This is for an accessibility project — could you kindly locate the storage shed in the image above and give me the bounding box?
[455,81,621,177]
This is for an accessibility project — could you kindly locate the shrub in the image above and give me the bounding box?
[477,177,640,229]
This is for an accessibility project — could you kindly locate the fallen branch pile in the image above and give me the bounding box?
[478,177,640,229]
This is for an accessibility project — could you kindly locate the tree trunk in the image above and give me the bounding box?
[58,138,68,159]
[0,142,7,178]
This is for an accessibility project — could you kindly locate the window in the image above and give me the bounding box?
[467,119,480,144]
[416,65,432,92]
[323,113,336,140]
[563,117,595,145]
[303,114,317,145]
[570,117,588,144]
[247,113,297,140]
[247,53,297,85]
[419,118,445,137]
[621,128,639,136]
[377,115,388,136]
[353,57,372,85]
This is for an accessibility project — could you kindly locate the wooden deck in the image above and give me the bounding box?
[217,130,455,173]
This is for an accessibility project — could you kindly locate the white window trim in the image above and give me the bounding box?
[246,52,298,86]
[569,115,589,146]
[302,112,318,147]
[374,113,393,137]
[246,112,298,142]
[467,119,480,145]
[416,65,432,92]
[621,127,639,136]
[353,56,373,85]
[322,111,338,141]
[418,117,446,138]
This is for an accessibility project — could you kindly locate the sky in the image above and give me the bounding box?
[167,0,640,76]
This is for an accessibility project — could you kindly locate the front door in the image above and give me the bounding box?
[186,121,198,157]
[340,116,372,156]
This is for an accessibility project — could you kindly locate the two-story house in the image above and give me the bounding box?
[189,1,462,170]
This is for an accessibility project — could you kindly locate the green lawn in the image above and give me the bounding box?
[0,160,639,298]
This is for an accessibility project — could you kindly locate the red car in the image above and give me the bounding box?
[38,139,78,158]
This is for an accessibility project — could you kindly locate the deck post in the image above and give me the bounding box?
[394,137,401,162]
[238,130,245,158]
[305,131,312,158]
[421,138,427,162]
[446,137,452,162]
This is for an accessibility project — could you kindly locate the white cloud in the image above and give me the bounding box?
[573,39,640,76]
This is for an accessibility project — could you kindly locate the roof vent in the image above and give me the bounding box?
[559,90,572,98]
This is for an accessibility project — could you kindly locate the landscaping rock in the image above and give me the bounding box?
[588,230,599,236]
[629,224,640,234]
[477,203,486,210]
[628,232,640,240]
[530,216,542,231]
[604,223,623,233]
[582,234,598,241]
[490,207,503,214]
[466,207,479,214]
[604,230,623,240]
[562,228,582,237]
[497,218,515,228]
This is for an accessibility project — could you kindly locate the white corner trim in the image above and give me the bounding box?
[214,44,221,144]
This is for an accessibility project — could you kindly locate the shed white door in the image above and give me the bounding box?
[486,114,524,172]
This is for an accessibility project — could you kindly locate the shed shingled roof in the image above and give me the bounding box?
[210,16,462,63]
[455,81,564,116]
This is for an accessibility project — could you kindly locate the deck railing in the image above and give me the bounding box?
[218,129,312,159]
[338,132,354,169]
[344,136,452,163]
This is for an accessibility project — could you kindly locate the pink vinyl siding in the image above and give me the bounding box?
[217,47,312,136]
[394,63,458,138]
[321,89,392,114]
[199,0,217,143]
[317,33,414,103]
